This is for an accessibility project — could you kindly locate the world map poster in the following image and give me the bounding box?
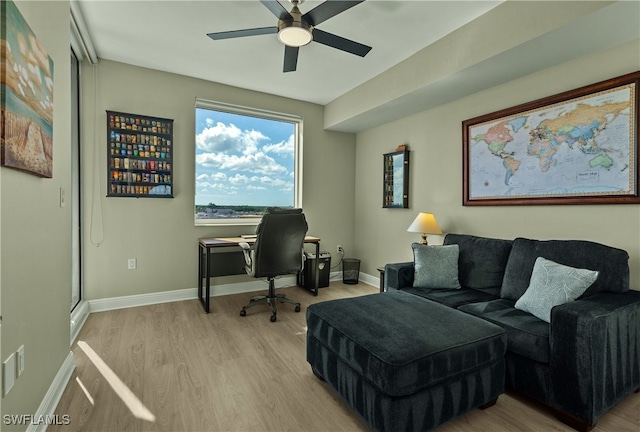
[464,73,638,205]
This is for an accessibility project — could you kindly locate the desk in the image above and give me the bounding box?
[198,236,321,313]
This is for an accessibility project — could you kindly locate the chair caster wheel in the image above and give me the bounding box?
[240,309,246,317]
[295,305,301,312]
[270,315,277,322]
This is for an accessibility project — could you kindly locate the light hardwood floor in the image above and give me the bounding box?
[52,282,639,431]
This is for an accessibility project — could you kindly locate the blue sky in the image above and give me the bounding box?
[195,108,295,206]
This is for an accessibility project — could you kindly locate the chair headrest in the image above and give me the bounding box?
[265,207,303,215]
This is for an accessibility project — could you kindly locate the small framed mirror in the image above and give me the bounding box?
[383,149,410,208]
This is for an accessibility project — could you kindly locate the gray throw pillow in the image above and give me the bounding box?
[515,257,599,323]
[412,243,461,289]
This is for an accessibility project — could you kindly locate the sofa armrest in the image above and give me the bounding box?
[550,290,640,425]
[384,262,414,291]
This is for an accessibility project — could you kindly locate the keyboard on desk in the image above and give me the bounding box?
[240,234,257,239]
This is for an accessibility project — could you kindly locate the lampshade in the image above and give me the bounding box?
[277,23,313,47]
[407,213,442,244]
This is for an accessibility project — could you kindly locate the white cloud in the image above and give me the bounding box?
[196,180,226,189]
[195,115,296,206]
[263,134,294,156]
[196,121,267,155]
[196,151,287,175]
[241,129,266,155]
[259,176,293,191]
[259,176,285,186]
[228,173,250,185]
[196,122,241,152]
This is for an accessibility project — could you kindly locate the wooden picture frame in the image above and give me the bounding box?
[463,71,639,206]
[383,149,409,208]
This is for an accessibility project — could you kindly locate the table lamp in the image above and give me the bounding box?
[407,212,442,245]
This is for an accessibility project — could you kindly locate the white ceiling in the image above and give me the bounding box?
[75,0,503,105]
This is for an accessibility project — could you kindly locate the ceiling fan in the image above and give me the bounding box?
[207,0,372,72]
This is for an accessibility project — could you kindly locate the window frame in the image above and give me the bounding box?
[194,98,303,227]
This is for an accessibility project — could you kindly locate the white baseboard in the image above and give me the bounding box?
[27,351,75,432]
[329,271,379,288]
[70,300,90,345]
[88,276,298,313]
[87,272,378,314]
[358,271,381,289]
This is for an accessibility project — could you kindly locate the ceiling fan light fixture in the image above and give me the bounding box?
[207,0,372,72]
[277,21,313,47]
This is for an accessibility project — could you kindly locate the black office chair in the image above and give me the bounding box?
[238,207,308,322]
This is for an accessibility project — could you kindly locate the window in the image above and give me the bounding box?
[194,99,302,226]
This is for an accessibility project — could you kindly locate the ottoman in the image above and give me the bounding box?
[306,290,506,431]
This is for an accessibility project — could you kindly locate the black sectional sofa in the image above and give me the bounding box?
[385,233,640,431]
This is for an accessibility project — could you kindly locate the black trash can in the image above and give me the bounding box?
[342,258,361,284]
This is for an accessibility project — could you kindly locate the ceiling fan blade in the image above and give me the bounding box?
[312,29,371,57]
[207,27,278,40]
[283,46,299,72]
[260,0,293,20]
[302,1,365,26]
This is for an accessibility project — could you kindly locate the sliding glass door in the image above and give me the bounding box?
[70,49,81,311]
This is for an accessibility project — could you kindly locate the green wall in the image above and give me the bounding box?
[353,39,640,289]
[80,60,357,301]
[1,1,72,428]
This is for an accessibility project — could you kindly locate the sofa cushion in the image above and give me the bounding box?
[515,257,598,323]
[412,243,461,289]
[501,238,629,301]
[444,234,513,296]
[402,286,497,309]
[458,299,551,363]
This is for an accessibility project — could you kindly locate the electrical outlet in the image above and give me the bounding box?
[17,345,24,377]
[128,258,137,270]
[3,353,15,396]
[337,245,344,254]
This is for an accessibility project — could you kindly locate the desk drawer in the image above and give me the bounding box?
[202,250,247,277]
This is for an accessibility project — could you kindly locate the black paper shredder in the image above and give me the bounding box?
[298,252,331,289]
